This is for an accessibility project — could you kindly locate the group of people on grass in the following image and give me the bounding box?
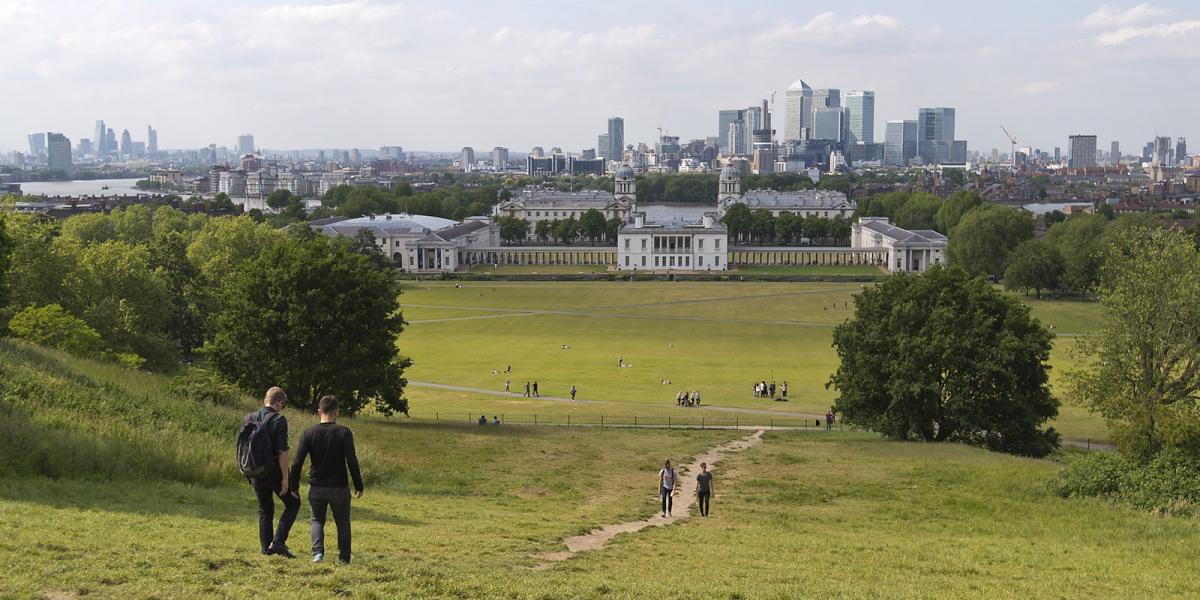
[478,414,501,426]
[243,387,363,564]
[675,390,702,407]
[753,380,788,401]
[658,459,715,518]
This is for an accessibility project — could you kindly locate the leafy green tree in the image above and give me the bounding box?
[4,213,77,311]
[775,212,800,244]
[893,193,941,230]
[605,216,623,243]
[497,216,530,245]
[947,205,1035,279]
[829,267,1059,457]
[535,220,553,244]
[0,215,10,310]
[721,203,752,244]
[828,215,851,242]
[1067,227,1200,458]
[187,216,283,285]
[109,205,156,244]
[267,189,296,210]
[1097,203,1115,220]
[579,209,607,244]
[60,213,117,246]
[8,304,105,358]
[1045,210,1067,226]
[1003,239,1064,299]
[555,216,579,244]
[344,228,393,271]
[1045,214,1107,296]
[933,190,983,233]
[750,209,775,244]
[149,232,210,359]
[209,234,411,415]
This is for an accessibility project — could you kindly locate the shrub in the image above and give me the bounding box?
[1048,450,1200,516]
[169,369,244,408]
[8,304,105,358]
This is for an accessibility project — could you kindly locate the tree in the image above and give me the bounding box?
[721,203,752,244]
[497,216,530,245]
[149,231,209,359]
[535,220,553,244]
[8,304,105,358]
[579,209,607,244]
[555,216,579,244]
[0,215,11,311]
[605,216,623,243]
[828,267,1059,457]
[209,234,411,416]
[1067,227,1200,458]
[1003,239,1064,299]
[266,189,296,210]
[187,216,283,286]
[1045,210,1067,226]
[60,213,117,246]
[933,190,982,233]
[947,205,1035,279]
[1045,214,1107,296]
[893,193,941,230]
[345,228,393,271]
[1097,203,1115,220]
[776,212,800,244]
[750,209,775,244]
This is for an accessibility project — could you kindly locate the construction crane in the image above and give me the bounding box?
[1000,125,1018,165]
[657,107,668,142]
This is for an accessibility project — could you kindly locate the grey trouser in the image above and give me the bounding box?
[309,485,352,562]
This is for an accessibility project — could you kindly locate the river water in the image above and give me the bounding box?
[17,178,169,197]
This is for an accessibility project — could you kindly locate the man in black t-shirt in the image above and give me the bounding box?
[696,462,714,517]
[247,386,301,558]
[290,395,365,564]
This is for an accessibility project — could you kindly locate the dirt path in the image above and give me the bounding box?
[534,429,765,568]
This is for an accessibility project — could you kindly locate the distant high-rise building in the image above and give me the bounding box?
[727,120,745,155]
[917,107,956,164]
[813,107,844,142]
[27,132,46,157]
[1176,138,1187,165]
[106,128,117,157]
[597,134,610,160]
[147,126,158,156]
[47,132,72,174]
[77,138,92,156]
[607,117,624,166]
[491,146,509,169]
[717,109,743,155]
[1152,136,1171,166]
[1054,147,1061,163]
[581,148,596,160]
[1110,141,1120,163]
[379,146,406,160]
[460,146,475,172]
[1067,135,1098,168]
[530,146,545,158]
[94,120,107,156]
[811,88,841,127]
[783,79,813,141]
[237,134,256,156]
[120,129,132,158]
[883,120,917,166]
[742,105,762,157]
[843,91,875,144]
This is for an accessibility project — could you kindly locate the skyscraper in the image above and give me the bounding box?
[237,134,256,156]
[94,120,107,156]
[27,132,46,156]
[812,89,841,120]
[147,126,158,156]
[917,107,956,163]
[843,91,875,144]
[742,105,762,157]
[106,128,116,157]
[120,129,133,158]
[1176,138,1187,165]
[717,109,742,155]
[607,117,624,165]
[597,134,610,160]
[727,120,745,155]
[813,108,844,142]
[1110,141,1120,163]
[883,120,917,166]
[492,147,509,169]
[460,146,475,172]
[47,132,72,174]
[1152,136,1171,166]
[783,79,813,142]
[1067,135,1098,168]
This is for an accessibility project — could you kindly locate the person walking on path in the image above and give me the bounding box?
[825,410,834,431]
[524,381,531,397]
[696,462,714,517]
[504,379,510,394]
[244,387,300,558]
[659,460,677,517]
[289,395,364,564]
[570,385,577,400]
[532,381,539,397]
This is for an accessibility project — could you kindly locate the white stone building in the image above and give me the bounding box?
[617,212,728,271]
[851,217,947,273]
[716,164,855,218]
[492,165,637,238]
[310,214,498,272]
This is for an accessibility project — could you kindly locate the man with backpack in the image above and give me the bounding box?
[239,386,300,558]
[289,395,364,564]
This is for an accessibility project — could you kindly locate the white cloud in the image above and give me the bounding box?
[756,11,903,46]
[260,0,405,23]
[1080,3,1169,29]
[490,26,511,43]
[1021,81,1058,95]
[1096,19,1200,46]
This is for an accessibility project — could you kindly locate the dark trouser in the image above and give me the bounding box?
[698,491,711,516]
[252,475,300,553]
[310,485,352,563]
[661,486,673,515]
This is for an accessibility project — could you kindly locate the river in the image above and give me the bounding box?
[17,178,170,197]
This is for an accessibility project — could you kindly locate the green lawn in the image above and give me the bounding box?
[468,264,610,274]
[732,264,887,276]
[398,281,1108,440]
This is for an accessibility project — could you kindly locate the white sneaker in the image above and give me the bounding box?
[313,553,324,563]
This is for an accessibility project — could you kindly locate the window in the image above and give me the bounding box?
[624,256,629,266]
[641,256,646,266]
[654,256,660,267]
[624,238,630,250]
[685,256,690,267]
[715,256,720,266]
[698,256,704,266]
[670,256,676,267]
[715,239,721,250]
[641,238,647,250]
[698,239,704,250]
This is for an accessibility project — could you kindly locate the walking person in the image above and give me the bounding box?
[524,381,531,398]
[241,387,300,558]
[696,462,714,517]
[504,379,510,394]
[290,395,364,564]
[532,381,539,397]
[825,410,834,431]
[659,460,677,517]
[570,385,577,400]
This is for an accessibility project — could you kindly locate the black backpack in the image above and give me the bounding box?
[237,410,279,478]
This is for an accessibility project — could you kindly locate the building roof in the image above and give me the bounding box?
[621,222,727,234]
[311,213,457,238]
[788,79,811,91]
[720,164,740,179]
[733,189,855,212]
[858,218,947,247]
[615,164,635,179]
[496,189,630,210]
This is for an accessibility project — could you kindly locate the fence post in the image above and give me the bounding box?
[601,415,604,428]
[1087,438,1091,450]
[436,412,439,423]
[634,416,638,428]
[535,414,538,427]
[567,415,571,427]
[736,418,739,430]
[702,418,705,429]
[770,418,773,430]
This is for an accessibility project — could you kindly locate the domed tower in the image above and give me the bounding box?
[614,164,637,211]
[717,163,742,212]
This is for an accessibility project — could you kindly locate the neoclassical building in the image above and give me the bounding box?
[716,164,856,219]
[617,212,728,271]
[310,213,498,272]
[491,165,637,239]
[851,217,947,273]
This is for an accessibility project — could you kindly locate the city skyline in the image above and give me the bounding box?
[2,1,1198,154]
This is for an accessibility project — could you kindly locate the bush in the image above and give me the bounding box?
[1048,450,1200,516]
[8,304,105,358]
[169,369,244,408]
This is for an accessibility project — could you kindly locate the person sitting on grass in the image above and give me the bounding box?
[289,395,364,564]
[492,416,500,426]
[479,414,487,426]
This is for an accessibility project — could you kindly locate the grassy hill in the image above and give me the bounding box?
[3,338,1197,599]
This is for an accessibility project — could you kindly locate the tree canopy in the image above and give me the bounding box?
[829,267,1059,456]
[1003,239,1064,299]
[947,205,1035,279]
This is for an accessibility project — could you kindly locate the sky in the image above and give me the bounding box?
[3,0,1198,155]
